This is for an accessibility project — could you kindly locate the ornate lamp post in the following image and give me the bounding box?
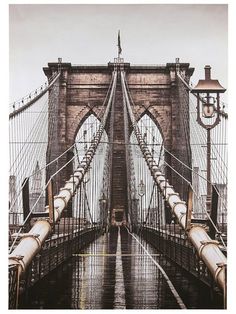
[99,192,107,230]
[138,179,146,224]
[191,65,226,213]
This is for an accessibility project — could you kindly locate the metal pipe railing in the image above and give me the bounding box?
[9,71,117,278]
[121,71,227,293]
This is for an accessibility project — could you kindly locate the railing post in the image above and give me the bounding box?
[8,264,20,309]
[224,264,227,309]
[186,185,193,231]
[22,177,30,231]
[48,179,55,231]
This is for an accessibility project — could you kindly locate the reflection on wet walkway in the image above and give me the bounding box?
[21,226,223,309]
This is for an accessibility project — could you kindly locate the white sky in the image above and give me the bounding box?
[9,3,228,102]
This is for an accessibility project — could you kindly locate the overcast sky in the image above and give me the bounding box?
[9,4,227,102]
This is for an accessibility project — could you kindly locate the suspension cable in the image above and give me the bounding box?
[9,71,117,278]
[136,109,227,209]
[9,71,61,119]
[121,70,227,293]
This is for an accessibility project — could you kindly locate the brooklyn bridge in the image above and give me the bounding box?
[8,57,227,309]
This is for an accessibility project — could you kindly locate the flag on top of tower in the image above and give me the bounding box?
[118,30,122,55]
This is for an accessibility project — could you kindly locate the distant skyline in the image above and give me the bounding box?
[9,4,227,102]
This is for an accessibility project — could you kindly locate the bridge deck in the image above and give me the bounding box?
[19,227,223,309]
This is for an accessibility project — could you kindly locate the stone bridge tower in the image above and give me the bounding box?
[44,60,194,216]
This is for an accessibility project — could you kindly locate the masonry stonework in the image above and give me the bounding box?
[44,61,194,210]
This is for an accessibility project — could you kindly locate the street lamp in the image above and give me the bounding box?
[191,65,226,213]
[99,193,107,230]
[131,197,139,230]
[138,180,146,224]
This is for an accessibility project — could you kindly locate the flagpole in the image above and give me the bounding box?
[118,30,119,60]
[118,30,122,61]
